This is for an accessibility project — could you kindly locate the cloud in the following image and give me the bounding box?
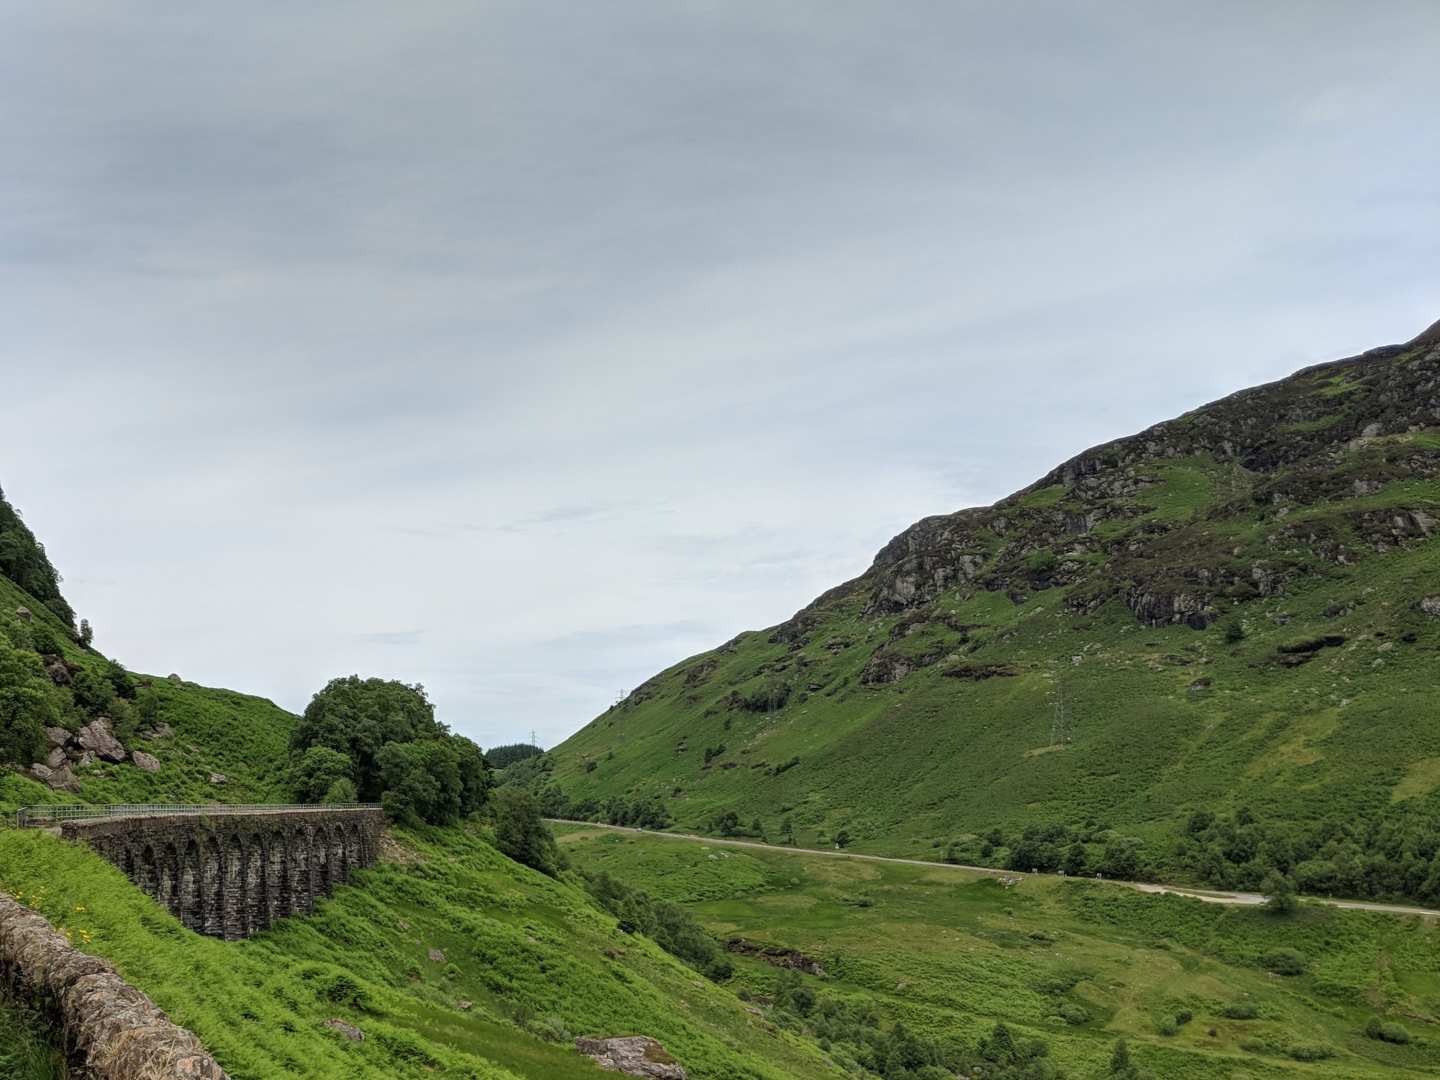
[0,1,1436,749]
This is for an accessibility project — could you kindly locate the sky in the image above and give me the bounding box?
[1,2,1437,750]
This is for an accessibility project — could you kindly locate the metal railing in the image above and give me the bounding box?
[14,803,382,828]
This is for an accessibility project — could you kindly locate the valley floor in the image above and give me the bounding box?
[556,822,1440,1079]
[549,819,1440,919]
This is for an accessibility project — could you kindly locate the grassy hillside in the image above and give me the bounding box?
[542,327,1440,899]
[558,825,1440,1079]
[0,824,839,1080]
[0,571,295,818]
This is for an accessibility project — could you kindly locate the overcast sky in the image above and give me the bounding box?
[2,2,1436,749]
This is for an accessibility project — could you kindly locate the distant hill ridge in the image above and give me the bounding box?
[544,319,1440,901]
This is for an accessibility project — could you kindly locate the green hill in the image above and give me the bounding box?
[0,485,839,1078]
[543,320,1440,902]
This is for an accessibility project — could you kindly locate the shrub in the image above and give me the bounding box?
[1365,1016,1411,1044]
[1156,1017,1179,1037]
[1261,948,1307,976]
[1222,1002,1258,1020]
[1261,869,1297,914]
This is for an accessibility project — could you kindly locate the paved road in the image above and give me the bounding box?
[549,819,1440,920]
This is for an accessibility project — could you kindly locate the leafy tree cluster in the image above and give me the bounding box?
[0,608,152,765]
[0,485,76,627]
[582,870,732,981]
[517,780,671,831]
[485,742,544,769]
[0,631,59,764]
[601,795,670,829]
[491,789,565,877]
[998,822,1148,881]
[1174,806,1440,904]
[288,676,491,826]
[766,972,1062,1080]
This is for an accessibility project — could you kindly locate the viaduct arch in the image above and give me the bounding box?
[57,808,385,940]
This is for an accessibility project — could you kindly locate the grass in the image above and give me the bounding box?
[556,825,1440,1078]
[0,996,65,1080]
[0,824,841,1080]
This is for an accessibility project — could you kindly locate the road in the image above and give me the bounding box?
[548,819,1440,920]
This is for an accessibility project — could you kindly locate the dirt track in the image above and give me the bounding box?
[550,820,1440,919]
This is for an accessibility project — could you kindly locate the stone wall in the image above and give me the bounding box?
[61,808,386,940]
[0,891,229,1078]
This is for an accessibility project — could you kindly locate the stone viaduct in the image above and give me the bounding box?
[56,807,386,940]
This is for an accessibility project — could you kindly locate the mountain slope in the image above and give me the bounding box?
[546,320,1440,895]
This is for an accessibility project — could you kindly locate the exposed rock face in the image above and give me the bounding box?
[323,1019,364,1042]
[725,938,825,975]
[764,330,1440,643]
[77,718,126,763]
[0,891,231,1078]
[575,1036,686,1079]
[131,750,161,773]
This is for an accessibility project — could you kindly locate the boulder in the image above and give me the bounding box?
[427,948,446,964]
[1421,596,1440,618]
[45,660,71,686]
[14,606,31,621]
[141,722,175,741]
[131,750,161,773]
[323,1019,364,1042]
[168,673,183,683]
[44,726,69,748]
[45,765,79,792]
[28,763,53,782]
[208,772,228,786]
[75,751,98,769]
[46,747,68,770]
[575,1037,686,1079]
[77,718,126,763]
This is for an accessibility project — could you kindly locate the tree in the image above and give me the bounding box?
[1061,841,1088,876]
[779,816,795,845]
[492,789,564,876]
[78,619,94,647]
[834,829,851,849]
[1261,869,1298,915]
[377,739,462,826]
[289,745,354,803]
[290,676,443,800]
[323,777,358,804]
[485,742,544,769]
[0,637,57,765]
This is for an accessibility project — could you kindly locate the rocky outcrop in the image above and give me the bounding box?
[0,891,230,1078]
[77,718,127,763]
[575,1036,686,1079]
[725,938,825,975]
[28,717,160,788]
